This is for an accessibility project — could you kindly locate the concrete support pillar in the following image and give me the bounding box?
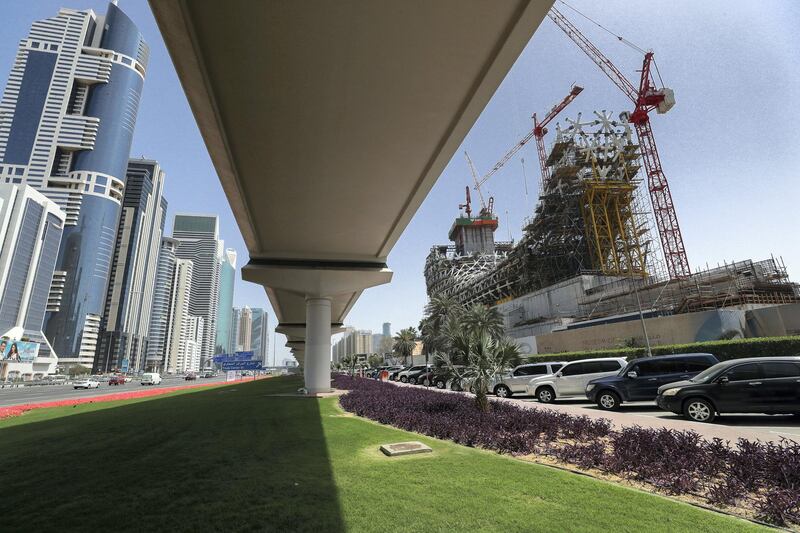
[304,297,332,394]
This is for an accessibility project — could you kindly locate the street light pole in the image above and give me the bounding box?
[633,281,652,357]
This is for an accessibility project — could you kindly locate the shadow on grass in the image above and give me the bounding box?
[0,376,344,533]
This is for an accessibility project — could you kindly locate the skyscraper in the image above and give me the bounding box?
[383,322,391,338]
[95,160,166,373]
[0,4,148,365]
[164,258,193,374]
[250,308,268,364]
[238,306,252,351]
[230,307,242,353]
[172,214,221,368]
[215,248,236,354]
[0,185,65,370]
[146,236,177,370]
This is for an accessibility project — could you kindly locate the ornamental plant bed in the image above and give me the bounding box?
[0,378,256,420]
[334,374,800,527]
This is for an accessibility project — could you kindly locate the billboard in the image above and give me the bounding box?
[221,360,262,371]
[0,339,40,363]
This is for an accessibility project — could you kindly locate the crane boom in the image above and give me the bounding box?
[464,151,487,211]
[548,4,690,279]
[474,84,583,191]
[548,6,637,102]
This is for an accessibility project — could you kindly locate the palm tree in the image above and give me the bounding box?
[461,304,505,341]
[436,332,521,412]
[424,296,463,331]
[392,328,417,366]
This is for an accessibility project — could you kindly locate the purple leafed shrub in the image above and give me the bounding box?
[334,375,800,526]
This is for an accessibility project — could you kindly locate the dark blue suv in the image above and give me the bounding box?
[585,353,718,410]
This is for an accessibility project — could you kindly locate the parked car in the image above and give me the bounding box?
[656,357,800,423]
[388,367,407,381]
[586,353,718,410]
[396,365,431,383]
[108,375,126,386]
[405,365,433,384]
[73,378,100,390]
[141,372,162,386]
[431,366,465,389]
[491,362,566,398]
[527,358,627,403]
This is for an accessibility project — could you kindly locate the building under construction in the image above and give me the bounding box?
[424,112,800,352]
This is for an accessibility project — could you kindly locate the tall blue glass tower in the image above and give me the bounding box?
[0,3,148,367]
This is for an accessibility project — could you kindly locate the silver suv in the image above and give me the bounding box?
[527,358,627,403]
[491,362,566,398]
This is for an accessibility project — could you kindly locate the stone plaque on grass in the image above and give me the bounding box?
[379,441,432,457]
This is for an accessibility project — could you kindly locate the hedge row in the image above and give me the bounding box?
[334,375,800,526]
[525,335,800,363]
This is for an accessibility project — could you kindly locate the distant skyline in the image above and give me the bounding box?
[2,1,798,363]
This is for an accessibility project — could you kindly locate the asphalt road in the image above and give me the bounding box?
[0,375,230,408]
[394,381,800,443]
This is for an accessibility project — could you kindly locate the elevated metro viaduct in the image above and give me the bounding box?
[150,0,553,393]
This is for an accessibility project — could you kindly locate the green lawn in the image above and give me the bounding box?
[0,376,765,532]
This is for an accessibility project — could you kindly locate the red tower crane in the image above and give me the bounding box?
[548,5,691,279]
[473,85,582,194]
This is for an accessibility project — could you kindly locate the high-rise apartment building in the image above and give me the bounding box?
[146,236,177,370]
[95,159,166,373]
[164,258,193,374]
[172,214,221,368]
[214,248,236,354]
[238,306,252,351]
[0,184,65,374]
[250,308,269,365]
[230,307,242,353]
[0,4,148,365]
[332,328,373,363]
[383,322,391,338]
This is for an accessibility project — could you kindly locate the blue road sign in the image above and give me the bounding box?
[221,360,263,371]
[213,351,256,363]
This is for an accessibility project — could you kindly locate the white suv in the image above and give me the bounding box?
[527,358,627,403]
[491,362,566,398]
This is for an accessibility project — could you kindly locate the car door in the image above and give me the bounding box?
[583,360,626,394]
[512,364,550,393]
[555,363,585,395]
[625,360,661,401]
[760,362,800,413]
[714,363,765,413]
[506,366,534,392]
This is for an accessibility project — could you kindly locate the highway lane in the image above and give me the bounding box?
[0,375,231,408]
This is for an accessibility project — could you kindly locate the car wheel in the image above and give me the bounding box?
[400,376,408,383]
[597,390,621,411]
[435,380,445,389]
[409,377,417,385]
[537,386,555,404]
[683,398,716,423]
[494,385,511,398]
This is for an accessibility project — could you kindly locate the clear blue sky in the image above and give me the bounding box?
[2,1,799,364]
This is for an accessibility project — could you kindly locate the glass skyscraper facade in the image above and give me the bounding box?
[0,3,148,367]
[172,214,221,368]
[95,160,167,373]
[215,248,236,354]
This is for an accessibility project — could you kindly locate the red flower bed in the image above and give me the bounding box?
[0,378,259,420]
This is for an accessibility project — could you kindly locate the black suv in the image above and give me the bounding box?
[586,353,718,410]
[656,357,800,422]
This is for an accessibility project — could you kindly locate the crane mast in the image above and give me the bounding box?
[548,5,690,279]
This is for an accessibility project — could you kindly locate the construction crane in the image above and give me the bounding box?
[464,151,494,216]
[533,84,583,186]
[548,3,690,279]
[472,85,582,195]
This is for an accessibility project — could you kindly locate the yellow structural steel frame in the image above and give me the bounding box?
[582,155,648,278]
